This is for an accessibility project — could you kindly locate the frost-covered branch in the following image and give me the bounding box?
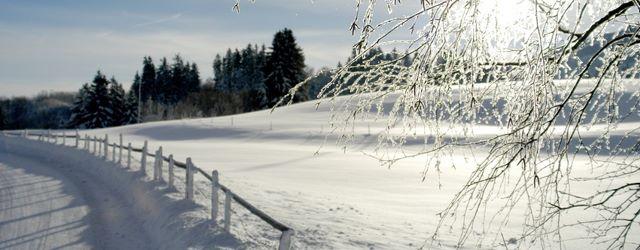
[277,0,640,248]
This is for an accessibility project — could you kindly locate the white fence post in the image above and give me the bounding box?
[153,148,160,181]
[224,189,232,232]
[168,155,175,188]
[118,134,123,165]
[278,230,294,250]
[112,143,116,162]
[186,157,194,201]
[141,140,148,174]
[157,146,163,182]
[23,129,27,138]
[103,134,109,160]
[97,137,102,156]
[54,132,58,144]
[93,136,97,154]
[127,143,132,168]
[75,130,79,148]
[211,170,219,223]
[47,130,51,143]
[62,131,66,145]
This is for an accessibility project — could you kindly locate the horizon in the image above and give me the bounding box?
[0,0,357,97]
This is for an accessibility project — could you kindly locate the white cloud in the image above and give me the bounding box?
[132,13,183,28]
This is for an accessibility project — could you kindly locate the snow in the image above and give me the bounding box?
[3,80,639,249]
[0,136,242,249]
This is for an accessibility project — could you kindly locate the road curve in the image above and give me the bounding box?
[0,150,157,249]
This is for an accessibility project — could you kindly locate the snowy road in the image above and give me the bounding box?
[0,145,156,249]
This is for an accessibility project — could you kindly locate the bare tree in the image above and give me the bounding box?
[274,0,640,249]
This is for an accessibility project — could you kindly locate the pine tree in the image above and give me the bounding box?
[243,44,268,110]
[169,54,187,104]
[221,49,234,91]
[67,83,91,128]
[129,72,142,122]
[141,56,156,103]
[230,49,243,92]
[85,71,112,128]
[156,57,171,105]
[213,54,223,89]
[187,63,201,94]
[264,28,308,106]
[130,72,141,102]
[108,77,127,126]
[124,90,139,124]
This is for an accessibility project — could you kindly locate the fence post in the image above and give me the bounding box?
[157,146,163,182]
[97,137,102,156]
[224,189,232,232]
[75,130,79,148]
[103,134,109,160]
[54,132,58,144]
[153,148,160,181]
[278,230,294,250]
[153,149,158,180]
[211,170,219,223]
[127,143,132,168]
[62,131,66,145]
[93,136,97,154]
[118,134,123,165]
[186,157,194,201]
[47,130,51,143]
[141,140,148,174]
[112,142,116,162]
[168,155,175,188]
[23,129,27,138]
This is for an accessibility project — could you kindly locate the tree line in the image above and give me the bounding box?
[0,28,409,130]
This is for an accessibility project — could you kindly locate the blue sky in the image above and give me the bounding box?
[0,0,358,97]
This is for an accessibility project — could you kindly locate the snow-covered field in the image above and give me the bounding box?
[2,80,640,249]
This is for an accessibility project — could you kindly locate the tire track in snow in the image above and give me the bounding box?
[0,147,158,249]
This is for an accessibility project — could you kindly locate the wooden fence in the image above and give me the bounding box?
[3,129,294,249]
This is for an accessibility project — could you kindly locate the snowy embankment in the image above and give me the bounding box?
[8,80,640,249]
[0,135,241,249]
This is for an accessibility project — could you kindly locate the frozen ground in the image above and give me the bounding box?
[4,80,640,249]
[0,136,243,249]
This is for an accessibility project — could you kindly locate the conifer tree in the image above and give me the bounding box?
[243,44,268,110]
[187,63,201,94]
[230,49,243,92]
[108,77,127,126]
[130,72,141,102]
[124,90,139,124]
[220,49,234,91]
[264,28,308,106]
[156,57,171,104]
[213,54,223,89]
[169,54,187,104]
[67,83,91,128]
[141,56,156,103]
[85,71,112,128]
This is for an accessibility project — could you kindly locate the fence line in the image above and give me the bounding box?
[3,129,293,249]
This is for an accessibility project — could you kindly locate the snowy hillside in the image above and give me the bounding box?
[4,80,639,249]
[48,80,633,249]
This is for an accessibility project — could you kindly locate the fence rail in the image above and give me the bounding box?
[2,129,293,249]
